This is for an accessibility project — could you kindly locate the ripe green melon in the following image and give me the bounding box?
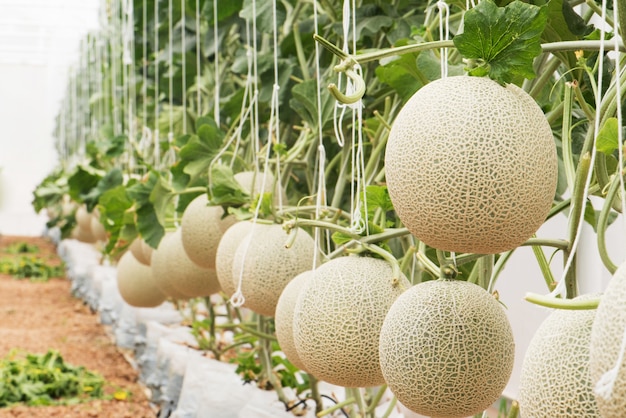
[150,232,192,299]
[129,238,151,266]
[590,262,626,417]
[379,279,514,418]
[116,251,166,307]
[231,223,315,316]
[274,270,312,372]
[181,195,235,269]
[293,256,410,387]
[168,229,221,297]
[215,221,254,297]
[385,75,557,254]
[518,296,600,417]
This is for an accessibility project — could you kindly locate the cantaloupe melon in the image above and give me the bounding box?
[274,270,312,372]
[215,221,253,297]
[75,204,93,231]
[385,75,558,254]
[590,262,626,417]
[90,209,108,242]
[518,296,599,417]
[293,256,410,387]
[181,195,235,269]
[234,170,287,205]
[231,223,315,316]
[130,238,151,266]
[167,229,222,297]
[70,225,96,243]
[116,250,166,307]
[150,232,192,299]
[379,279,514,418]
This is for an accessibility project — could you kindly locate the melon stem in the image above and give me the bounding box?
[596,170,623,274]
[524,292,600,310]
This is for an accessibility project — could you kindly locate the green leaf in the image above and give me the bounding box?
[596,118,619,156]
[288,80,334,130]
[364,185,394,217]
[97,185,134,252]
[179,117,224,179]
[67,165,103,204]
[135,204,165,249]
[80,168,124,211]
[453,0,548,83]
[208,165,250,208]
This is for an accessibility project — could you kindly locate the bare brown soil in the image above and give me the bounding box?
[0,235,156,418]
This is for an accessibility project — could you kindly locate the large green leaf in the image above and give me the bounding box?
[289,80,335,131]
[208,164,250,208]
[67,165,103,204]
[80,168,124,211]
[453,0,548,83]
[179,117,224,179]
[596,118,619,156]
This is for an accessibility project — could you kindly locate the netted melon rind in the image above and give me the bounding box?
[215,221,253,297]
[379,279,514,418]
[181,195,235,269]
[231,224,315,316]
[168,229,221,297]
[385,76,557,254]
[590,262,626,417]
[518,296,600,418]
[130,238,151,266]
[116,251,166,307]
[275,270,312,372]
[150,232,192,299]
[294,256,410,388]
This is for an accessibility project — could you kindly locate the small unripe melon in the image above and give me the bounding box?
[150,232,192,299]
[385,76,558,254]
[181,195,235,269]
[275,270,312,372]
[590,262,626,417]
[130,238,151,266]
[294,256,410,387]
[116,251,166,307]
[168,229,221,297]
[232,223,315,316]
[518,296,600,417]
[215,221,254,297]
[379,279,514,418]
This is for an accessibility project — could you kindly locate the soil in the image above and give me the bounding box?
[0,235,156,418]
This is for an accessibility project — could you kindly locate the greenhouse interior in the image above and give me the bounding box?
[1,0,626,417]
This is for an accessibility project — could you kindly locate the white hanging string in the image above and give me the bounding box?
[230,0,271,308]
[312,0,330,268]
[139,0,152,168]
[270,0,284,211]
[213,0,220,125]
[123,0,137,171]
[111,0,120,136]
[595,3,626,401]
[613,3,626,256]
[195,0,202,116]
[168,0,174,137]
[154,0,161,167]
[436,1,450,79]
[550,0,607,298]
[181,0,188,134]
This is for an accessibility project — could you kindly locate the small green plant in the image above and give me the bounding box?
[0,349,106,407]
[3,242,39,254]
[0,256,64,281]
